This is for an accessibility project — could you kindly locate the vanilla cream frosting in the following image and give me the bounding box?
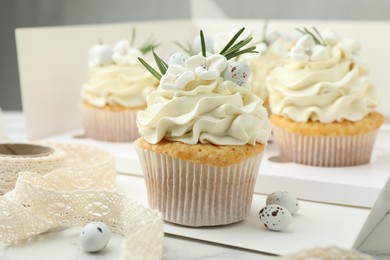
[82,40,158,107]
[267,29,379,123]
[137,77,271,145]
[138,51,272,146]
[81,64,158,107]
[213,30,297,101]
[246,51,281,101]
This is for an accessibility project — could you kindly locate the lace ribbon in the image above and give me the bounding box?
[0,142,163,260]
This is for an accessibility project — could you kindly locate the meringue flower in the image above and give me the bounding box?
[185,54,227,80]
[112,39,143,65]
[159,64,195,91]
[321,28,341,46]
[321,28,360,60]
[338,39,361,60]
[88,44,114,68]
[290,34,329,62]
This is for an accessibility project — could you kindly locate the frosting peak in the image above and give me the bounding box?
[137,28,272,146]
[267,28,379,123]
[138,77,271,145]
[83,38,159,107]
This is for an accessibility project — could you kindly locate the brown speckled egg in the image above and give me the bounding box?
[259,204,292,231]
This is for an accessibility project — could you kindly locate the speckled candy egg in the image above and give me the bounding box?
[168,52,190,66]
[80,221,111,253]
[221,61,250,86]
[259,204,292,231]
[266,191,300,215]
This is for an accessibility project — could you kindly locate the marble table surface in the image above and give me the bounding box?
[0,111,275,260]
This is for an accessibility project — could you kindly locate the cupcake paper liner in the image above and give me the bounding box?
[135,145,263,227]
[81,103,140,142]
[272,124,378,167]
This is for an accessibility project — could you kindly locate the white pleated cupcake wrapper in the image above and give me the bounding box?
[1,142,164,259]
[136,145,263,227]
[272,125,378,167]
[82,104,140,142]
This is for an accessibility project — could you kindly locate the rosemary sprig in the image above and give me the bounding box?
[225,46,257,60]
[138,57,162,80]
[219,27,245,55]
[219,27,258,60]
[152,48,168,75]
[222,36,253,56]
[139,34,160,54]
[139,27,258,80]
[138,48,168,80]
[200,30,206,57]
[296,27,326,46]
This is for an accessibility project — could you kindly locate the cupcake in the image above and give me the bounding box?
[81,35,159,142]
[135,29,272,226]
[267,28,383,167]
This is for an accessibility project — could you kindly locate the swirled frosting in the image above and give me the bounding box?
[137,53,271,145]
[246,51,281,101]
[82,40,158,107]
[267,29,379,123]
[82,64,158,107]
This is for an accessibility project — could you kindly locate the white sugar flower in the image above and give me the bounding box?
[321,28,341,46]
[185,54,227,80]
[321,29,360,60]
[114,39,130,54]
[159,64,195,91]
[338,39,361,60]
[88,44,114,68]
[112,39,143,65]
[290,34,329,62]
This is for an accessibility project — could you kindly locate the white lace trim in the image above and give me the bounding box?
[0,142,163,260]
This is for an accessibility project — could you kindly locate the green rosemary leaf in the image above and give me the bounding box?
[303,27,321,45]
[219,27,245,55]
[130,27,136,47]
[313,27,325,45]
[139,34,160,54]
[223,36,253,56]
[225,46,257,60]
[138,57,162,80]
[296,27,326,46]
[140,41,160,54]
[152,49,168,75]
[200,30,206,57]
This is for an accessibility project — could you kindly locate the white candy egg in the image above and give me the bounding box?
[221,61,250,86]
[80,221,111,253]
[266,191,300,215]
[259,204,292,231]
[193,34,214,53]
[168,52,190,66]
